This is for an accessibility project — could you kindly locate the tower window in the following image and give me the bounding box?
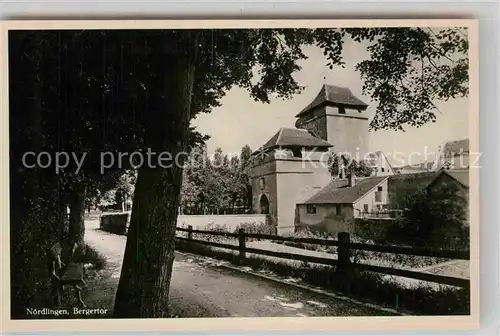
[259,177,265,189]
[291,148,302,158]
[338,106,346,114]
[335,204,342,216]
[381,167,385,172]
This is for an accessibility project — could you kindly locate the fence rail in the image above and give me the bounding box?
[176,226,470,288]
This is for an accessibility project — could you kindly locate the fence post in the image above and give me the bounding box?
[187,225,193,241]
[238,228,246,263]
[337,232,351,293]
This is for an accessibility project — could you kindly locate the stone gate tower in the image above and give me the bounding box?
[249,84,370,235]
[295,84,369,161]
[249,128,332,235]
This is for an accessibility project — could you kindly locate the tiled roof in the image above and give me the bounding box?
[442,139,469,157]
[259,127,332,151]
[295,84,368,117]
[427,169,470,189]
[302,176,388,204]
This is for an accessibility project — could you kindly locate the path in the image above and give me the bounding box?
[84,219,393,317]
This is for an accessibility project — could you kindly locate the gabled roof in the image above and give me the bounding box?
[445,170,470,188]
[302,176,388,205]
[295,84,369,117]
[427,169,470,189]
[441,139,469,157]
[365,150,395,172]
[258,127,332,152]
[387,171,437,209]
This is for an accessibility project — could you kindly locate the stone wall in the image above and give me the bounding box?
[99,213,272,235]
[100,213,129,235]
[177,214,270,233]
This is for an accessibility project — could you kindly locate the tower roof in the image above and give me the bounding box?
[258,127,332,152]
[295,84,368,118]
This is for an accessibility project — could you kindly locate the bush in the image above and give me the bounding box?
[276,229,338,255]
[234,221,276,238]
[354,218,396,244]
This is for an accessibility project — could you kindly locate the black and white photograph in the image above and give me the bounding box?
[4,20,478,329]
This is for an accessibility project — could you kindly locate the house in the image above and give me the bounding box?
[432,138,470,170]
[295,175,389,235]
[365,151,396,177]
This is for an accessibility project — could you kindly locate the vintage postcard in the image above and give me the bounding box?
[1,19,479,332]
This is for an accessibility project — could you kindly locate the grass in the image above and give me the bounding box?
[175,234,470,316]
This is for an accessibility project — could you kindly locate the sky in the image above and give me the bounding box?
[190,36,469,167]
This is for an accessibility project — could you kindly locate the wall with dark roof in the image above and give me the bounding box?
[387,172,436,209]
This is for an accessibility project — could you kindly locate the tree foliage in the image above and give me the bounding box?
[327,152,374,178]
[180,145,253,214]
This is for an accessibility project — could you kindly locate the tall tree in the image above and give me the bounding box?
[327,152,374,178]
[239,145,254,212]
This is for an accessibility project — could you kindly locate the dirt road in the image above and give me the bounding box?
[84,220,393,317]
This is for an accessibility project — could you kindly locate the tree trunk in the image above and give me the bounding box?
[67,180,87,260]
[113,36,197,318]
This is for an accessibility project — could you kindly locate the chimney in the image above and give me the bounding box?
[348,173,356,187]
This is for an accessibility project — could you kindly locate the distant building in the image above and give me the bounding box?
[393,161,434,175]
[392,138,470,175]
[295,175,389,235]
[365,151,395,177]
[432,138,470,170]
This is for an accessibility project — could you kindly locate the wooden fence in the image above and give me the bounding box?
[176,226,470,288]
